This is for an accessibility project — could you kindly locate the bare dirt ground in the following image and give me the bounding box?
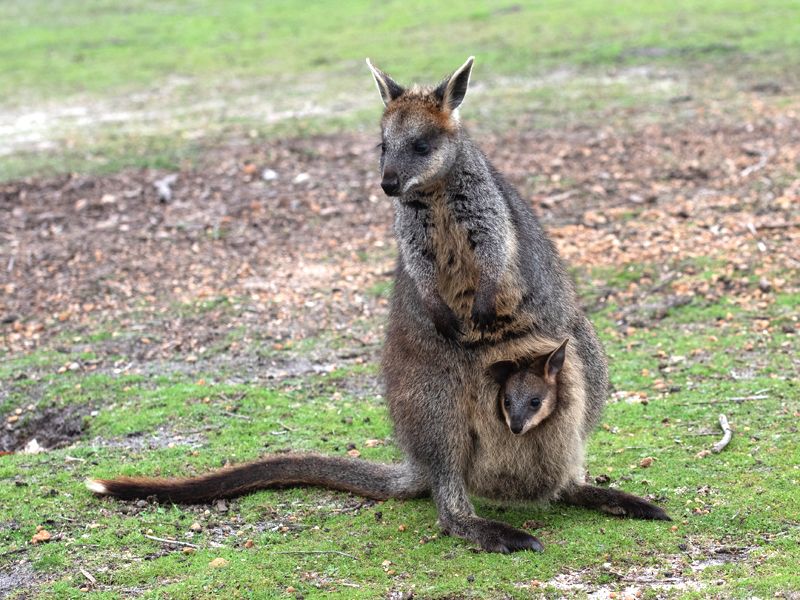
[2,99,798,369]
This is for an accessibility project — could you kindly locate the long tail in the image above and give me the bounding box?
[86,454,429,503]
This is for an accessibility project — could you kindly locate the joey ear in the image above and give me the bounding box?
[434,56,474,112]
[544,339,569,383]
[366,58,405,106]
[488,360,516,386]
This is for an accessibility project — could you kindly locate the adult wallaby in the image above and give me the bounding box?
[87,57,669,553]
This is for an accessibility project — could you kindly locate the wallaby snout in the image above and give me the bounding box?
[381,168,401,196]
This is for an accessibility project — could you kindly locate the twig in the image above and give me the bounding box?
[0,547,27,559]
[273,550,358,560]
[143,534,198,549]
[728,394,768,402]
[278,421,296,432]
[749,221,800,231]
[80,567,97,585]
[740,150,772,177]
[222,411,252,421]
[711,414,732,453]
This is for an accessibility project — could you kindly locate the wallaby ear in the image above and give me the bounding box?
[366,58,404,106]
[488,360,516,386]
[544,339,569,383]
[434,56,474,112]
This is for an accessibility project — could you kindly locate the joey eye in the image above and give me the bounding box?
[377,142,385,154]
[503,397,510,408]
[412,139,430,155]
[529,397,541,409]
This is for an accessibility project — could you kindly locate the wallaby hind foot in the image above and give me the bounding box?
[561,484,671,521]
[441,515,544,554]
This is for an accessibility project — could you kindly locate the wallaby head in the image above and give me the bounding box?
[366,57,474,197]
[488,339,568,435]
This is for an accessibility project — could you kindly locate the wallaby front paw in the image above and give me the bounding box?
[430,303,463,340]
[470,298,497,332]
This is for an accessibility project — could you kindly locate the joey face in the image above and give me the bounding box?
[488,339,568,436]
[366,57,474,198]
[500,373,556,435]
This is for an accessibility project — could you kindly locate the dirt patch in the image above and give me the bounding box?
[0,404,90,453]
[89,426,207,452]
[1,107,798,371]
[0,561,47,599]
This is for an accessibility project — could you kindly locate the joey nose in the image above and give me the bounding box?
[510,422,524,435]
[381,171,401,196]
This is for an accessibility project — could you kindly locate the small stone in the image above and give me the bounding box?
[347,449,361,458]
[189,522,202,532]
[182,547,195,554]
[208,557,228,568]
[292,173,310,184]
[244,539,254,549]
[214,499,228,513]
[398,524,406,532]
[639,457,654,468]
[262,168,278,181]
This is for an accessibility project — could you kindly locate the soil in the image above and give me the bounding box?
[0,404,90,453]
[1,105,799,376]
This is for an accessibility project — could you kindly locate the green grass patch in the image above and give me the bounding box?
[2,268,798,598]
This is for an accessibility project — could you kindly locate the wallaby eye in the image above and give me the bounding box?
[530,397,541,409]
[412,139,430,155]
[503,397,510,408]
[377,142,385,154]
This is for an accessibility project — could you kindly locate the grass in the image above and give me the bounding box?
[3,0,800,180]
[1,264,798,598]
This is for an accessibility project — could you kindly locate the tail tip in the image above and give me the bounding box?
[85,478,108,495]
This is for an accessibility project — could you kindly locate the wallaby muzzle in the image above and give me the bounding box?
[381,169,401,196]
[509,418,526,435]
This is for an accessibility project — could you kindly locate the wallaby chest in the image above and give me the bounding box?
[428,193,481,318]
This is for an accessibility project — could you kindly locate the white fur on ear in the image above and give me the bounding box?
[366,58,403,106]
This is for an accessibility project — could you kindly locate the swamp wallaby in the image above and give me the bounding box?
[87,57,669,553]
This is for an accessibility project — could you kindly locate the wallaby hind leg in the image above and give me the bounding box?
[433,474,543,554]
[560,484,671,521]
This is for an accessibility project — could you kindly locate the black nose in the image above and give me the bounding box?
[381,171,401,196]
[510,423,523,435]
